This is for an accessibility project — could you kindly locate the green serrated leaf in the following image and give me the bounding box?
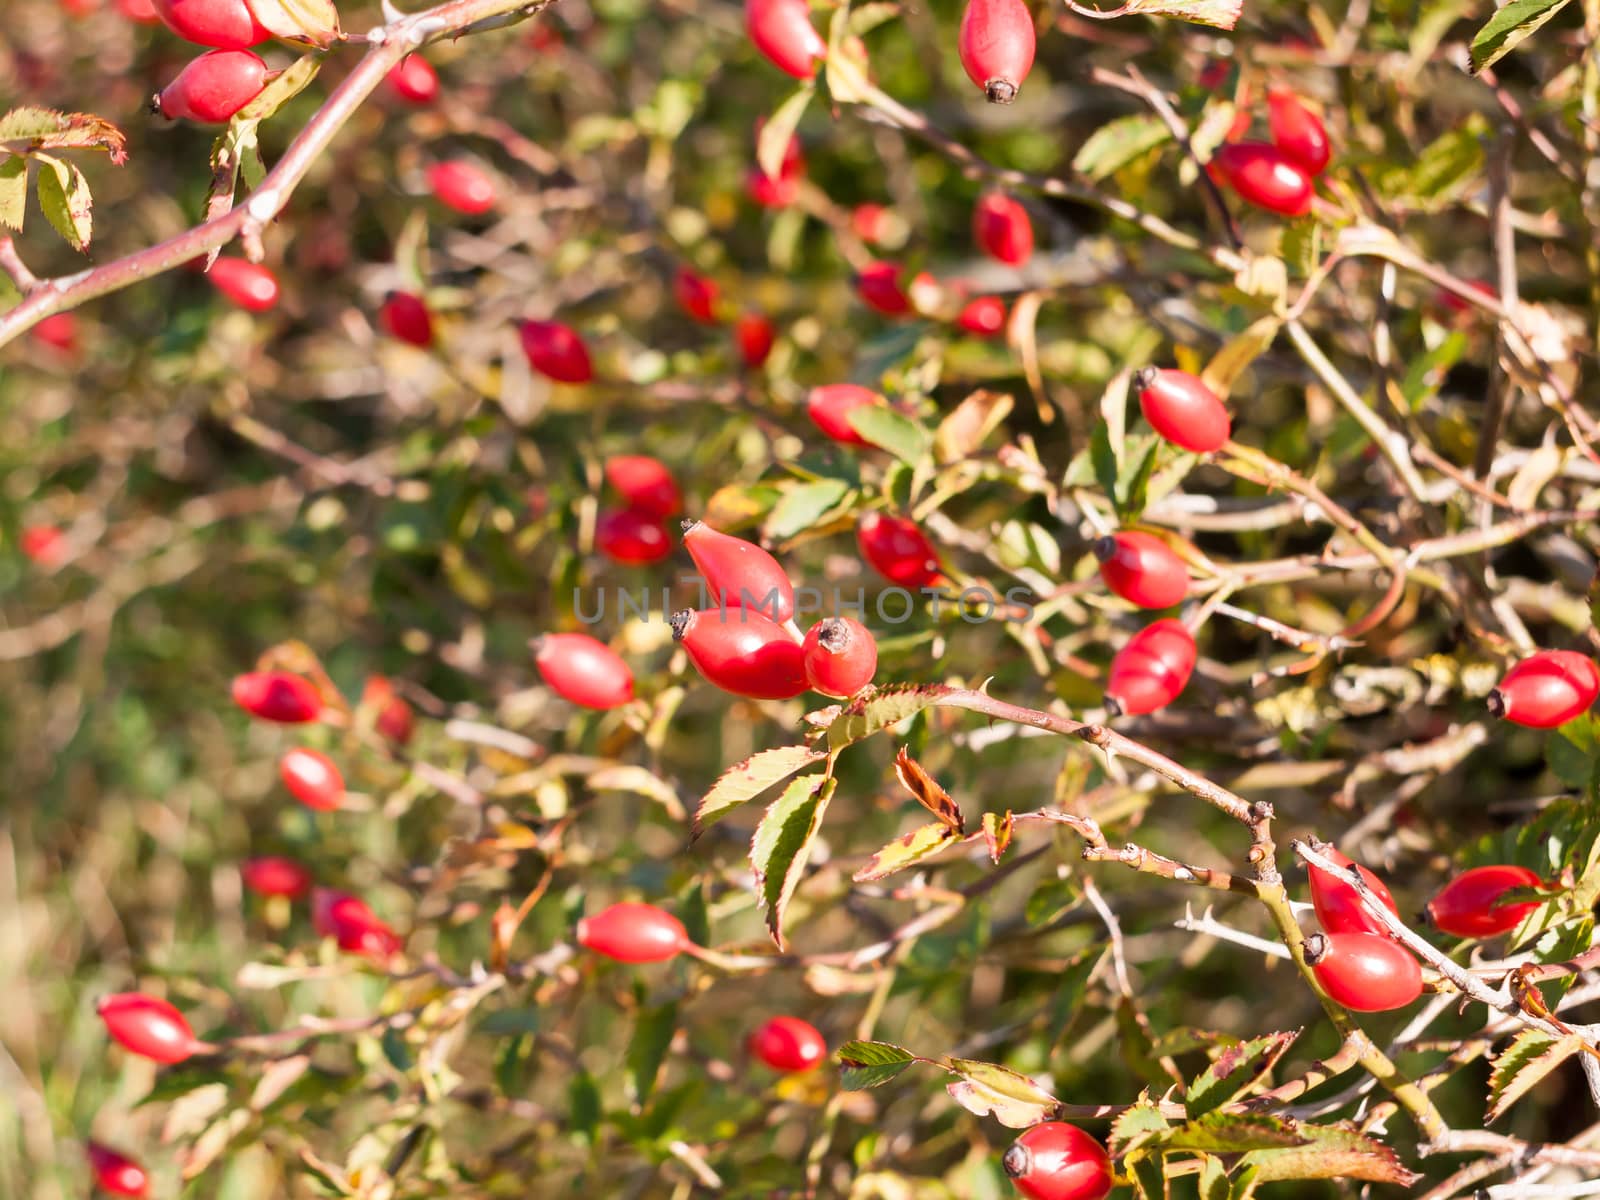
[749,773,835,948]
[626,1002,678,1106]
[836,1040,915,1090]
[1487,1028,1583,1121]
[0,156,25,230]
[766,478,851,541]
[1109,1095,1172,1158]
[1165,1111,1308,1153]
[758,86,813,181]
[0,106,127,162]
[1073,114,1173,182]
[944,1059,1059,1129]
[1241,1122,1420,1185]
[827,684,949,752]
[33,153,91,251]
[1470,0,1571,71]
[848,405,930,466]
[853,821,957,881]
[1185,1031,1300,1117]
[693,745,825,835]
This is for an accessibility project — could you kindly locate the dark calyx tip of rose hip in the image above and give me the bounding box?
[984,78,1019,105]
[1092,535,1116,562]
[1001,1143,1032,1179]
[529,635,548,655]
[815,618,851,654]
[1133,365,1160,392]
[1103,694,1124,718]
[680,518,701,535]
[668,610,695,641]
[149,93,165,117]
[1302,932,1329,964]
[1486,689,1508,719]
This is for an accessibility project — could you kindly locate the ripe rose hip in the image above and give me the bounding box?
[20,524,66,566]
[241,855,313,898]
[973,192,1034,266]
[671,608,809,699]
[802,617,878,697]
[386,55,439,105]
[426,160,497,215]
[736,312,776,367]
[1210,142,1314,217]
[855,262,915,317]
[745,0,826,79]
[232,671,322,723]
[312,888,402,963]
[534,632,635,710]
[1489,650,1600,727]
[86,1143,149,1198]
[684,521,797,623]
[519,319,593,383]
[1267,88,1330,176]
[152,0,268,49]
[577,901,690,962]
[31,312,79,354]
[1094,531,1188,609]
[155,50,267,123]
[596,508,673,564]
[957,295,1007,337]
[97,993,199,1063]
[1309,932,1422,1012]
[748,1015,826,1072]
[1427,865,1543,938]
[379,291,433,348]
[673,267,720,324]
[1136,367,1230,453]
[362,675,415,745]
[958,0,1036,105]
[605,455,681,518]
[1308,846,1400,937]
[208,257,280,312]
[858,512,941,588]
[1104,618,1195,717]
[279,747,344,812]
[1002,1122,1112,1200]
[807,383,884,446]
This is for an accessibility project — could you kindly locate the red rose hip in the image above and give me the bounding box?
[155,49,267,123]
[207,257,279,312]
[1136,367,1230,453]
[683,521,796,622]
[577,901,690,962]
[241,855,313,898]
[855,262,914,317]
[596,508,672,564]
[1002,1122,1112,1200]
[519,320,593,383]
[362,675,415,745]
[31,313,79,354]
[380,291,433,348]
[97,993,200,1063]
[1267,88,1330,176]
[671,608,808,699]
[386,55,439,105]
[152,0,268,49]
[605,455,681,518]
[1210,142,1314,217]
[279,747,344,811]
[973,192,1033,266]
[232,671,322,723]
[1104,618,1195,716]
[1489,650,1600,727]
[1094,531,1188,609]
[858,512,942,588]
[674,267,720,324]
[745,0,826,79]
[534,632,635,710]
[1427,865,1543,938]
[736,312,776,367]
[20,524,66,566]
[748,1016,826,1072]
[427,160,497,215]
[1308,846,1400,937]
[86,1143,149,1198]
[958,0,1036,105]
[802,617,878,697]
[312,888,402,962]
[957,295,1007,336]
[1310,932,1422,1012]
[807,384,884,446]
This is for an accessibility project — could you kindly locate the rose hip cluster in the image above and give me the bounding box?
[1209,88,1330,217]
[149,0,274,123]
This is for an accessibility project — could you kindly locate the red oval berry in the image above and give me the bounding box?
[535,632,635,710]
[97,993,198,1064]
[152,0,267,48]
[1308,847,1400,938]
[87,1143,149,1198]
[361,675,415,745]
[156,49,267,123]
[605,455,681,518]
[380,291,433,348]
[671,608,809,699]
[426,160,497,215]
[207,257,279,312]
[577,901,690,963]
[745,0,826,79]
[852,203,890,245]
[747,131,805,208]
[231,671,322,723]
[20,524,66,566]
[958,0,1035,105]
[596,508,673,564]
[1104,618,1195,717]
[1094,531,1188,609]
[1267,89,1330,176]
[957,295,1007,337]
[31,312,79,354]
[807,384,884,446]
[1136,367,1230,453]
[519,319,593,383]
[684,521,797,623]
[1002,1122,1112,1200]
[241,855,313,899]
[973,192,1034,266]
[279,747,344,812]
[1311,932,1422,1012]
[1427,865,1543,938]
[855,262,914,317]
[674,267,720,324]
[802,617,878,697]
[748,1016,827,1072]
[736,311,776,367]
[312,888,402,963]
[858,512,941,588]
[1489,650,1600,728]
[386,54,439,105]
[1211,142,1314,217]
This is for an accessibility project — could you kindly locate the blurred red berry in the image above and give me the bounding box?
[86,1142,149,1197]
[312,888,402,963]
[973,192,1034,266]
[241,855,313,898]
[279,747,344,812]
[858,512,942,588]
[387,55,439,104]
[596,508,672,564]
[534,632,636,709]
[97,993,199,1063]
[207,257,279,312]
[31,312,79,354]
[735,312,776,367]
[957,295,1007,336]
[674,267,720,324]
[1267,88,1330,176]
[1211,142,1314,217]
[577,901,690,962]
[232,671,322,723]
[605,455,681,518]
[379,291,434,348]
[20,524,66,566]
[519,319,593,383]
[426,160,497,216]
[748,1015,827,1071]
